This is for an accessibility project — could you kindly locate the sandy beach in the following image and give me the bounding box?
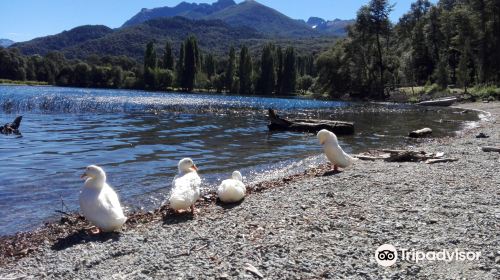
[0,102,498,279]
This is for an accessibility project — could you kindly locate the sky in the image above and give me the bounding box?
[0,0,434,42]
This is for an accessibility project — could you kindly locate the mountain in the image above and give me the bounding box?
[306,17,354,36]
[122,0,236,27]
[123,0,318,38]
[0,39,15,48]
[204,0,317,38]
[13,17,263,60]
[10,25,113,56]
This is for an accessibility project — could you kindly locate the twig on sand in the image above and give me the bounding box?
[172,243,209,258]
[59,195,71,215]
[425,158,459,164]
[54,210,72,216]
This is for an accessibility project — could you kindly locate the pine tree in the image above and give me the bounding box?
[163,41,174,70]
[281,47,297,95]
[175,42,185,88]
[238,46,253,95]
[143,41,157,90]
[457,43,472,93]
[182,36,199,91]
[144,41,157,70]
[275,46,284,94]
[204,53,216,79]
[257,44,276,95]
[434,53,449,88]
[224,47,236,92]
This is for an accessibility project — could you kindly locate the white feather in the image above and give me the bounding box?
[317,129,356,168]
[79,166,126,232]
[217,171,246,203]
[169,172,201,210]
[169,158,201,211]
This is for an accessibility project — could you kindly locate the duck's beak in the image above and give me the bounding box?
[191,165,198,171]
[80,172,88,179]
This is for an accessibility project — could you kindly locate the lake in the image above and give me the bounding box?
[0,85,479,235]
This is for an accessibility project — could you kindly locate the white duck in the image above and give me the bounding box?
[217,171,246,203]
[317,129,357,172]
[169,158,201,213]
[79,165,127,233]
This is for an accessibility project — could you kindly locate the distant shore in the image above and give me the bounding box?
[0,101,498,279]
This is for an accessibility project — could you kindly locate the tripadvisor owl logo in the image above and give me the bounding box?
[374,244,482,267]
[375,244,398,267]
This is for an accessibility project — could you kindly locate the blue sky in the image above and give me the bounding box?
[0,0,433,42]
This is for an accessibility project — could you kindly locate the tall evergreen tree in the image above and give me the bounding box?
[275,46,284,94]
[144,41,157,70]
[162,41,174,70]
[281,47,297,95]
[238,46,253,95]
[203,53,216,79]
[457,43,472,93]
[143,41,157,90]
[176,42,185,88]
[224,47,236,92]
[257,44,275,95]
[369,0,393,98]
[182,36,199,91]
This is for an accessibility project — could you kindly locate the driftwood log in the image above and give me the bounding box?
[409,127,432,138]
[268,109,354,135]
[355,149,457,164]
[0,116,22,135]
[481,146,500,153]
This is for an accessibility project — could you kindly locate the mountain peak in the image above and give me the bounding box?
[0,38,15,48]
[122,0,236,27]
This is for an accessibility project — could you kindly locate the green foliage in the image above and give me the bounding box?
[144,41,157,70]
[0,79,48,86]
[224,46,236,92]
[315,0,500,99]
[181,36,199,91]
[238,45,253,95]
[470,85,500,100]
[256,44,275,95]
[297,75,314,93]
[162,41,175,70]
[280,47,297,95]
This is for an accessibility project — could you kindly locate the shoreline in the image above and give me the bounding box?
[0,101,498,278]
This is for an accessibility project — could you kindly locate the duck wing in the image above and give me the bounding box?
[100,184,125,218]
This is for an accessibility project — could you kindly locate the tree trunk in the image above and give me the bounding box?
[268,109,354,135]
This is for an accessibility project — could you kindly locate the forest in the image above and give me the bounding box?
[0,0,499,100]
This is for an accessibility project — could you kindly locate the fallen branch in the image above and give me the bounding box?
[425,158,459,164]
[356,149,450,163]
[408,127,432,138]
[481,146,500,153]
[268,109,354,135]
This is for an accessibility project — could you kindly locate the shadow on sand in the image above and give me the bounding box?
[321,170,342,177]
[51,230,121,251]
[162,211,195,225]
[215,199,245,210]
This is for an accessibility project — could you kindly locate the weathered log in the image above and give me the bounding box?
[409,127,432,138]
[481,146,500,153]
[417,97,457,107]
[385,151,428,162]
[425,158,459,164]
[356,149,455,163]
[268,109,354,135]
[0,116,22,135]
